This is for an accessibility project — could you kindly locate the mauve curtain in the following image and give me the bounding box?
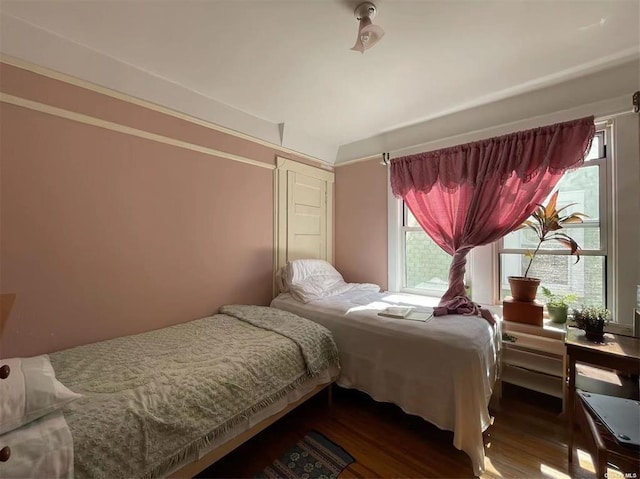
[390,116,595,321]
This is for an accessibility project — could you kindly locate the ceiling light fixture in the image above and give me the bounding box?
[351,2,385,54]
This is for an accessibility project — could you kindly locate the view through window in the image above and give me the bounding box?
[499,130,608,306]
[402,205,453,295]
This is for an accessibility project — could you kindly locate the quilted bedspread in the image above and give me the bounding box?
[49,306,339,479]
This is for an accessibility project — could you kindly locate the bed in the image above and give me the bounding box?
[0,305,339,479]
[271,260,500,476]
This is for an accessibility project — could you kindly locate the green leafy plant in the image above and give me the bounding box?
[516,191,588,278]
[540,286,577,308]
[572,305,611,330]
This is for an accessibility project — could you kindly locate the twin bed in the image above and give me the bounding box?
[2,261,499,478]
[1,305,339,479]
[272,260,500,476]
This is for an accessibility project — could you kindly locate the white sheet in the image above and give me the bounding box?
[271,290,500,476]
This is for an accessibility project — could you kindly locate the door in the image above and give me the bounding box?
[275,157,334,292]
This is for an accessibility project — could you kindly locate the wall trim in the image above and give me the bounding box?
[0,92,276,171]
[276,156,335,183]
[0,54,329,168]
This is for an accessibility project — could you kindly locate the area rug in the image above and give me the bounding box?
[256,430,355,479]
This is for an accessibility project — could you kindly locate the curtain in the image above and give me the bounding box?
[390,116,595,321]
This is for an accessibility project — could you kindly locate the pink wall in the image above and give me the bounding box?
[0,62,330,357]
[334,160,388,289]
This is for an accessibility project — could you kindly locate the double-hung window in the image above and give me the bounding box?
[498,127,610,306]
[397,204,454,296]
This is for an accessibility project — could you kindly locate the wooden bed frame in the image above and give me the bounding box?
[169,381,334,478]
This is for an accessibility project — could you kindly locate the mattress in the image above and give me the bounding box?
[271,290,500,475]
[49,306,339,479]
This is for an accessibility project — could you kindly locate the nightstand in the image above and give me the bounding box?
[501,319,567,409]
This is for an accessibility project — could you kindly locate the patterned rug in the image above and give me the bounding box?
[256,430,355,479]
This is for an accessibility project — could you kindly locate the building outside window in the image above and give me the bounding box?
[401,205,453,296]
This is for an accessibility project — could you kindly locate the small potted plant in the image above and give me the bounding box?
[540,286,577,323]
[509,191,587,302]
[573,305,611,341]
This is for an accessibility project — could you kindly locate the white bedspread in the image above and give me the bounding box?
[271,290,500,475]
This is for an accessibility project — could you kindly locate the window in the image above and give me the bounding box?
[399,205,453,296]
[498,128,610,306]
[389,117,637,326]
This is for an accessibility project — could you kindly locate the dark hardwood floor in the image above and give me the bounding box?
[197,384,629,479]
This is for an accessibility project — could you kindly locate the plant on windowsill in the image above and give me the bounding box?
[540,286,577,324]
[508,191,587,302]
[572,305,611,341]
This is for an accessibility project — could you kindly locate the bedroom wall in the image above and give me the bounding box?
[0,61,332,357]
[334,160,388,289]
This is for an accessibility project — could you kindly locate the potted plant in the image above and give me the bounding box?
[540,286,577,323]
[509,191,587,302]
[573,305,611,341]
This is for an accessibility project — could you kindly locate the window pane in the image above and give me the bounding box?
[503,225,600,251]
[584,133,603,161]
[552,164,600,219]
[405,205,420,227]
[499,253,605,306]
[502,164,600,250]
[405,231,451,293]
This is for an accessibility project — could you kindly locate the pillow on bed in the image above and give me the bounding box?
[0,355,81,435]
[283,259,380,303]
[0,410,74,479]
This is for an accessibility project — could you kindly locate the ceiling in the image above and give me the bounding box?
[1,0,639,163]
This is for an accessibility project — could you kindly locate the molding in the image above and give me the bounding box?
[0,93,275,171]
[272,168,280,298]
[335,153,383,168]
[0,54,331,167]
[276,156,335,183]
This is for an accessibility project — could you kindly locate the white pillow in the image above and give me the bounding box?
[0,410,74,479]
[284,259,343,286]
[0,355,81,435]
[284,259,380,303]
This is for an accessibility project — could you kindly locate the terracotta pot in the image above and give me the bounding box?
[508,276,541,302]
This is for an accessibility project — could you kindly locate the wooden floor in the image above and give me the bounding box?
[197,385,634,479]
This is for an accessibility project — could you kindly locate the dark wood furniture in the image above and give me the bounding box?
[566,327,640,477]
[573,392,640,478]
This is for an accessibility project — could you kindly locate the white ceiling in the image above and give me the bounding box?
[1,0,639,163]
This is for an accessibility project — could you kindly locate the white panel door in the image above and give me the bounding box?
[287,170,326,262]
[274,157,334,292]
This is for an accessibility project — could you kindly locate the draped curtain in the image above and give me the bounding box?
[390,116,595,320]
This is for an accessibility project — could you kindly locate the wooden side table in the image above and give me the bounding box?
[566,328,640,471]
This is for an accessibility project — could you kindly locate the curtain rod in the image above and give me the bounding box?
[378,97,637,167]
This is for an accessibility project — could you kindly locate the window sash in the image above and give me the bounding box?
[499,129,609,257]
[400,204,452,296]
[497,126,611,309]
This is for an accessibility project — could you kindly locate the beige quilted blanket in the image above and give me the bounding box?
[50,307,339,479]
